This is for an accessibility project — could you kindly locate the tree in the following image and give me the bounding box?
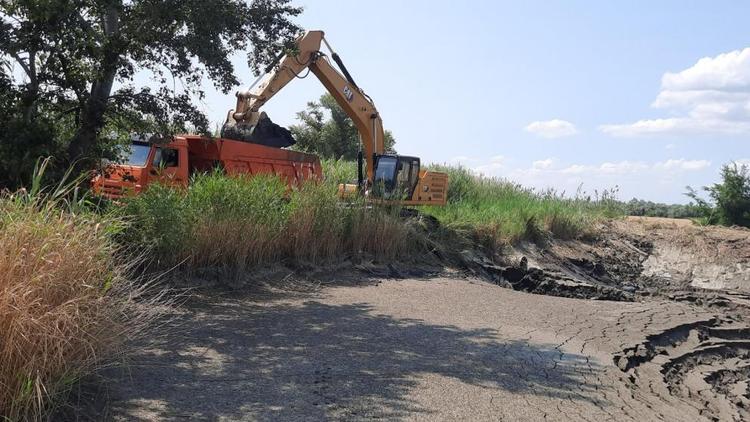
[0,0,301,188]
[290,93,396,160]
[686,162,750,227]
[623,198,701,219]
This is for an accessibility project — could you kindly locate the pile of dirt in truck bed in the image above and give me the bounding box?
[220,114,296,147]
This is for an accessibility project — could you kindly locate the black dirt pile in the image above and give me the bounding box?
[221,114,296,148]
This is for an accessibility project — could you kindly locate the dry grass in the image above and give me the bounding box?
[0,169,166,420]
[190,221,284,274]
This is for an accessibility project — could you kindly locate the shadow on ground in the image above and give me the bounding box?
[104,292,606,421]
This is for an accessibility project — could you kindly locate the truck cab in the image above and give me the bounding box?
[92,138,189,198]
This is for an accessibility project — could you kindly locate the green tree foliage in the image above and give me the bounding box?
[623,199,701,219]
[290,93,396,159]
[686,162,750,227]
[0,0,301,188]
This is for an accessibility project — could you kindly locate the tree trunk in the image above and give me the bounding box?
[15,49,39,123]
[66,3,121,168]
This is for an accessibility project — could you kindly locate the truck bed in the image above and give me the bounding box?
[181,135,323,186]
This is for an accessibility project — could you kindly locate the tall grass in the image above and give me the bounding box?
[117,170,421,277]
[424,165,621,244]
[0,160,164,420]
[116,161,621,277]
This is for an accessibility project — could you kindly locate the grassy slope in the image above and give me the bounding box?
[116,160,621,276]
[425,165,621,243]
[325,160,620,243]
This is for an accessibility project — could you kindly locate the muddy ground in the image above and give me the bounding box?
[90,217,749,421]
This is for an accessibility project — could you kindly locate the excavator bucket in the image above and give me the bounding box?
[221,114,296,148]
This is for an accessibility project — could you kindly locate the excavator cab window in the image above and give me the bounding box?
[373,155,420,200]
[373,156,397,196]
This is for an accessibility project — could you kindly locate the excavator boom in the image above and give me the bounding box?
[224,30,447,206]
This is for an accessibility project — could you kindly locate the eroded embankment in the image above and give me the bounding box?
[460,217,750,306]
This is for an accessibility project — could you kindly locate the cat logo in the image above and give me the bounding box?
[343,85,354,102]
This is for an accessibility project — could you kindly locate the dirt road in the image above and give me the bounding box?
[105,219,750,421]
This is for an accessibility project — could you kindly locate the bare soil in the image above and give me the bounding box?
[92,217,750,421]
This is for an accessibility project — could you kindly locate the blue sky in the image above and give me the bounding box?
[196,1,750,203]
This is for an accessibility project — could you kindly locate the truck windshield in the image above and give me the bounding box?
[117,142,152,166]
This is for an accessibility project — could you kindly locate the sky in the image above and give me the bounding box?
[195,0,750,203]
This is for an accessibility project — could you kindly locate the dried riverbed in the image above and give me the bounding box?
[95,218,750,421]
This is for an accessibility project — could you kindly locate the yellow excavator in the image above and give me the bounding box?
[222,30,448,206]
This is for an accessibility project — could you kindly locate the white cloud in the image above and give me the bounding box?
[559,160,648,176]
[661,49,750,91]
[654,158,711,171]
[601,47,750,137]
[665,143,676,150]
[560,164,588,175]
[473,155,505,175]
[471,157,711,179]
[600,117,750,137]
[525,119,578,138]
[531,158,555,170]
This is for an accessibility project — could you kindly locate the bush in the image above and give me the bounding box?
[687,162,750,227]
[321,158,357,186]
[117,171,422,277]
[0,184,162,420]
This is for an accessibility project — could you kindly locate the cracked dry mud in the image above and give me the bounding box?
[103,218,750,421]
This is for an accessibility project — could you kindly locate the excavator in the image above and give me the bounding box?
[222,30,448,206]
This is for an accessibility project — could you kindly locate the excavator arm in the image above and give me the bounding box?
[224,30,447,205]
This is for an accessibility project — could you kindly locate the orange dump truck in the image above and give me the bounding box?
[92,135,322,199]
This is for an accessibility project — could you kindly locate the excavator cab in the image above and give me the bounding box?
[372,155,420,200]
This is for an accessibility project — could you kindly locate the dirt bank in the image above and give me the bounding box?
[466,217,750,305]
